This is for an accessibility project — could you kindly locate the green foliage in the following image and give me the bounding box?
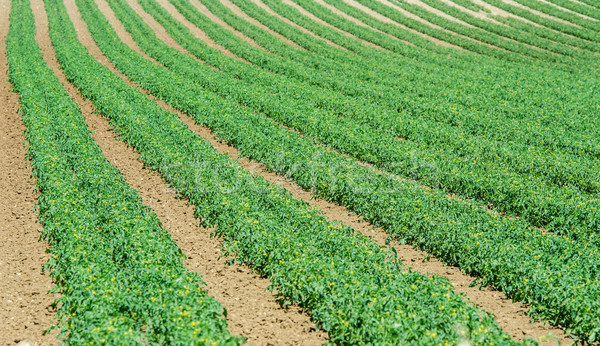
[40,0,522,343]
[74,0,600,342]
[115,0,600,244]
[6,0,239,344]
[13,0,600,342]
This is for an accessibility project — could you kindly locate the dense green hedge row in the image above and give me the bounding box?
[6,0,239,343]
[77,0,600,341]
[43,0,521,343]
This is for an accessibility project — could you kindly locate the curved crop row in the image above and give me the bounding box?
[107,0,600,245]
[75,0,600,341]
[6,0,238,343]
[229,0,600,158]
[480,0,600,42]
[543,0,600,20]
[416,0,598,60]
[43,0,519,343]
[509,0,600,31]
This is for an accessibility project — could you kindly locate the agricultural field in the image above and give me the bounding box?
[1,0,599,344]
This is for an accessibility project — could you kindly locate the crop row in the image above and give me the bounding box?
[386,0,592,62]
[222,0,600,161]
[490,13,600,53]
[6,0,239,343]
[45,0,520,343]
[201,0,600,154]
[417,0,599,59]
[76,0,600,340]
[106,0,600,245]
[509,0,600,31]
[544,0,600,19]
[480,0,600,42]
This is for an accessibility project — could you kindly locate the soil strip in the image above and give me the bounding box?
[89,0,571,343]
[0,0,58,344]
[31,0,328,344]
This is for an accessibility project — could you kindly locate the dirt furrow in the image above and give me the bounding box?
[435,0,512,26]
[400,0,552,51]
[501,0,580,26]
[375,0,524,51]
[469,0,585,42]
[125,0,189,53]
[406,0,479,27]
[147,0,245,59]
[184,0,265,50]
[279,0,386,49]
[31,0,328,344]
[341,0,466,48]
[0,0,58,344]
[248,0,348,49]
[312,0,414,46]
[471,0,543,23]
[147,0,253,63]
[220,0,305,50]
[88,0,570,343]
[125,0,241,68]
[537,0,597,20]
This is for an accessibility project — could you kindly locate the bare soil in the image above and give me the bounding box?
[312,0,414,46]
[186,0,265,50]
[32,0,328,344]
[280,0,386,49]
[125,0,190,54]
[502,0,581,26]
[406,0,479,27]
[248,0,348,50]
[0,0,58,344]
[220,0,305,50]
[89,0,571,343]
[342,0,466,48]
[537,0,597,21]
[1,0,575,343]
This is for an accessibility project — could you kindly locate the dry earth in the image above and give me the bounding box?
[0,0,58,344]
[0,0,584,344]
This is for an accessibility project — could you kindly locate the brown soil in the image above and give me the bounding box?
[124,0,241,68]
[280,0,386,49]
[85,0,572,343]
[186,0,265,50]
[249,0,348,50]
[406,0,479,27]
[469,0,589,47]
[31,0,328,344]
[150,0,254,64]
[567,0,596,8]
[282,0,384,49]
[471,0,542,22]
[538,0,597,21]
[21,0,575,343]
[220,0,305,50]
[0,0,58,344]
[405,0,551,51]
[436,0,512,25]
[377,0,546,52]
[150,0,246,59]
[125,0,189,54]
[502,0,581,26]
[342,0,466,49]
[312,0,415,46]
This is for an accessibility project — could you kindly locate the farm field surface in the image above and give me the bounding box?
[1,0,599,344]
